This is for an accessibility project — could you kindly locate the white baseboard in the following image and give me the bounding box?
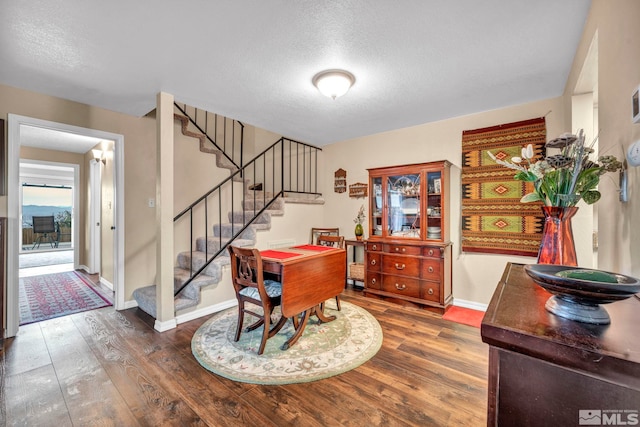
[99,277,114,291]
[176,299,238,324]
[452,298,488,312]
[154,318,177,332]
[123,299,139,310]
[78,264,91,273]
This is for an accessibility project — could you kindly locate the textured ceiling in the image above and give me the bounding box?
[0,1,591,146]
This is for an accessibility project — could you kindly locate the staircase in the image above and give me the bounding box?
[132,103,322,319]
[132,190,285,318]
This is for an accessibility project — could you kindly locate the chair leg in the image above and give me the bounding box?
[335,295,341,311]
[258,308,271,355]
[268,312,288,338]
[234,303,245,342]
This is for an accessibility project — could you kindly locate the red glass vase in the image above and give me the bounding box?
[537,206,578,266]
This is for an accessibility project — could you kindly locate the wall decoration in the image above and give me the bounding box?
[460,117,546,256]
[334,168,346,193]
[349,182,368,198]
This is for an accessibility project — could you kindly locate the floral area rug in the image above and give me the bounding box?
[19,271,112,325]
[191,300,383,384]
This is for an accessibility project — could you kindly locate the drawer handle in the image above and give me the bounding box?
[395,263,405,270]
[371,278,376,285]
[428,266,434,273]
[372,244,378,250]
[395,283,406,290]
[428,288,434,295]
[428,249,434,256]
[370,259,377,266]
[394,247,406,253]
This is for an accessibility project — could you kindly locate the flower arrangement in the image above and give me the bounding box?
[488,129,622,207]
[353,204,366,225]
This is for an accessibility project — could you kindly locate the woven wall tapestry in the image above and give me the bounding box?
[461,117,546,256]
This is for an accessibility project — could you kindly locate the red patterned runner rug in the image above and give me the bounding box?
[461,117,546,256]
[19,271,112,325]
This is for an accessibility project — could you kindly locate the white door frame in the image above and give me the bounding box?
[89,159,102,274]
[7,114,126,338]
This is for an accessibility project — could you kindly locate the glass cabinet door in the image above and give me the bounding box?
[426,171,442,240]
[370,177,383,237]
[386,173,421,239]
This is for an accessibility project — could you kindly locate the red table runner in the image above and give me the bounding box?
[292,244,336,252]
[260,250,301,260]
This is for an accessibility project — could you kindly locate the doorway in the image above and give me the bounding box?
[7,114,125,338]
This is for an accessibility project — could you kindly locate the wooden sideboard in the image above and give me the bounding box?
[481,263,640,426]
[0,217,5,339]
[364,240,451,313]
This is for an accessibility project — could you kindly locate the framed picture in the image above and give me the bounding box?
[633,85,640,124]
[433,178,441,194]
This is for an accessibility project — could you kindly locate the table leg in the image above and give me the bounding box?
[282,309,311,350]
[281,304,338,350]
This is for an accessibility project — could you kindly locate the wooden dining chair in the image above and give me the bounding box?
[316,235,345,311]
[310,227,340,245]
[317,234,345,249]
[227,246,288,355]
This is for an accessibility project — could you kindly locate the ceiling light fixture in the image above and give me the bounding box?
[312,69,355,100]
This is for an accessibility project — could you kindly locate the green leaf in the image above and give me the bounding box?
[521,192,542,203]
[514,171,537,182]
[582,190,601,204]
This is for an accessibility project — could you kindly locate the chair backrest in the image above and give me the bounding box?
[227,246,267,301]
[310,227,340,244]
[33,216,55,234]
[317,234,345,249]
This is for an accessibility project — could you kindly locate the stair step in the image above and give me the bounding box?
[213,223,257,240]
[242,195,285,211]
[195,236,253,253]
[177,251,227,279]
[132,284,199,318]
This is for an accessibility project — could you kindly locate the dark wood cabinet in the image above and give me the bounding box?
[481,263,640,427]
[364,162,452,313]
[0,217,5,339]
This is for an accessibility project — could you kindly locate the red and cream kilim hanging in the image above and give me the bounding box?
[461,117,546,256]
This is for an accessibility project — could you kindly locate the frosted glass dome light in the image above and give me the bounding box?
[312,70,355,99]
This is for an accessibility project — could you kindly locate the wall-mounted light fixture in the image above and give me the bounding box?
[92,149,106,165]
[312,69,355,100]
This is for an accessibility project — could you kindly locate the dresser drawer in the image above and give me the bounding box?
[420,258,441,280]
[365,252,382,271]
[423,246,443,258]
[421,282,440,302]
[382,254,420,277]
[381,275,421,299]
[366,242,382,252]
[365,272,382,290]
[384,244,421,256]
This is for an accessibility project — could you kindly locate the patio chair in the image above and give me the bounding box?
[31,216,56,250]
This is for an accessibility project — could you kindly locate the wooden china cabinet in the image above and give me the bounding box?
[364,161,452,313]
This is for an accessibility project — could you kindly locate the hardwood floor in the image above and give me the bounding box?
[1,287,488,426]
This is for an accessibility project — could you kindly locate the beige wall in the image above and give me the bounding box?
[322,98,566,305]
[1,83,158,301]
[565,0,640,278]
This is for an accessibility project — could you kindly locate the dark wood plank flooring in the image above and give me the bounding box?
[1,287,488,426]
